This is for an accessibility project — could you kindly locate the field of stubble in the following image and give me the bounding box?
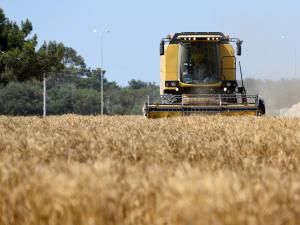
[1,115,300,225]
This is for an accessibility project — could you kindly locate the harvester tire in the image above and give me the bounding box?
[257,100,266,116]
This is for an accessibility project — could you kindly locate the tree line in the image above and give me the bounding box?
[0,75,158,115]
[0,8,158,115]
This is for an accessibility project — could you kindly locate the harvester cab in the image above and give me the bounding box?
[144,32,266,118]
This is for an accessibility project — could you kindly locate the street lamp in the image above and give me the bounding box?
[281,35,297,78]
[94,29,110,115]
[43,72,46,117]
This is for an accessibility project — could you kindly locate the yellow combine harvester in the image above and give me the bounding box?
[143,32,266,118]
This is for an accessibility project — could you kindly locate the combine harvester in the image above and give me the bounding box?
[143,32,266,118]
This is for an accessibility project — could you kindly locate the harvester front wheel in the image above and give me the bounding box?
[256,100,266,116]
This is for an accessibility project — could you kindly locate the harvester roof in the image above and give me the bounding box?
[169,32,226,44]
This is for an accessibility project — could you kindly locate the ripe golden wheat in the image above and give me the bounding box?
[1,115,300,225]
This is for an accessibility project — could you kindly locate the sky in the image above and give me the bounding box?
[1,0,299,85]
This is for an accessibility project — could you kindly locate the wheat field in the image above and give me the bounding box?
[0,115,300,225]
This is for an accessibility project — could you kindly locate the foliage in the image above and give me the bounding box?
[0,80,42,115]
[0,8,85,83]
[37,41,86,75]
[0,75,159,115]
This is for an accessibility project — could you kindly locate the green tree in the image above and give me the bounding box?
[0,7,87,83]
[37,41,86,76]
[73,88,101,115]
[128,79,148,89]
[0,80,42,115]
[0,9,40,82]
[47,83,76,114]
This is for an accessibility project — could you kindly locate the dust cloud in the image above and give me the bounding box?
[283,102,300,117]
[243,78,300,115]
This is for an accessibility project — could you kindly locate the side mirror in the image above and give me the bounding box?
[237,40,243,56]
[160,40,165,56]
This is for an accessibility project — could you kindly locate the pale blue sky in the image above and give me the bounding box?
[1,0,299,85]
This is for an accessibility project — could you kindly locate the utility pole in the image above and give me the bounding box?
[100,30,110,115]
[43,72,46,117]
[101,34,104,115]
[94,29,110,115]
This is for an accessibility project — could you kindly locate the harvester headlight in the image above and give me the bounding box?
[207,38,210,41]
[170,82,177,87]
[193,37,196,40]
[165,81,179,87]
[224,87,228,92]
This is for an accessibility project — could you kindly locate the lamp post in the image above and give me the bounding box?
[94,29,110,115]
[281,35,297,78]
[43,72,46,117]
[294,40,297,78]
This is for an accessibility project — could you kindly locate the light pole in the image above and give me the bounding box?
[94,29,110,115]
[294,40,297,78]
[43,72,46,117]
[281,35,297,78]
